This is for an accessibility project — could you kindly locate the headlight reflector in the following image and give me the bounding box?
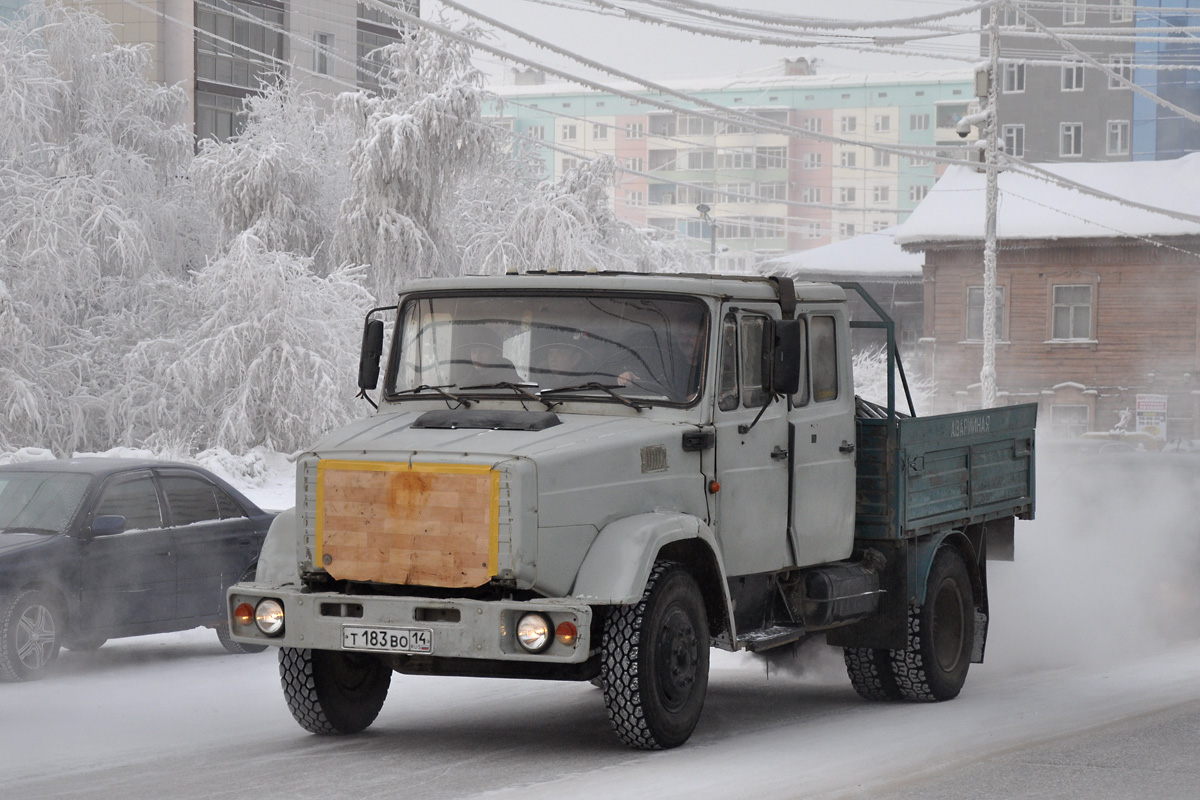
[515,612,553,653]
[255,598,285,636]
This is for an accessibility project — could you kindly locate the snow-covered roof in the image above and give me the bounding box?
[895,154,1200,248]
[762,228,924,279]
[491,69,972,98]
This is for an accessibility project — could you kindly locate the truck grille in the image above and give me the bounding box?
[315,460,499,589]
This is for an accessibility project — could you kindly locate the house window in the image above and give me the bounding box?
[803,117,823,133]
[561,124,578,141]
[801,187,822,204]
[1109,55,1133,88]
[873,185,889,203]
[840,115,858,133]
[1110,0,1133,23]
[1050,405,1090,438]
[1062,62,1085,91]
[838,186,857,204]
[874,150,891,167]
[1107,120,1130,155]
[909,184,929,202]
[840,151,857,168]
[1002,3,1027,27]
[1003,124,1025,157]
[626,191,644,207]
[1061,123,1083,157]
[313,32,334,76]
[802,153,822,169]
[966,286,1005,341]
[1003,62,1025,93]
[874,114,891,132]
[838,223,856,237]
[909,113,930,131]
[1063,0,1086,24]
[593,123,608,140]
[1052,285,1093,340]
[627,122,644,139]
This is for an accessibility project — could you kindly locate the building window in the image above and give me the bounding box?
[627,122,644,139]
[1002,124,1025,157]
[626,191,644,207]
[909,184,929,202]
[561,124,577,141]
[717,148,755,170]
[1062,61,1085,91]
[838,223,856,237]
[802,152,822,169]
[1063,0,1086,24]
[687,149,715,170]
[874,114,891,133]
[874,150,891,167]
[757,181,787,200]
[803,117,823,133]
[966,286,1005,341]
[840,115,857,133]
[195,91,247,142]
[840,150,857,168]
[1110,0,1134,23]
[593,123,608,140]
[1107,120,1130,155]
[801,187,822,204]
[873,185,890,203]
[1002,3,1027,27]
[314,32,334,76]
[805,223,823,239]
[725,182,753,203]
[1002,62,1025,93]
[1050,405,1090,439]
[1060,123,1083,156]
[756,147,788,168]
[909,155,931,168]
[1052,285,1093,340]
[628,156,644,172]
[1109,55,1133,88]
[838,186,857,204]
[909,113,930,131]
[527,125,545,140]
[561,158,578,172]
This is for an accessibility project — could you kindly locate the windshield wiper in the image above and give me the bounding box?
[393,384,472,407]
[539,382,645,411]
[458,381,558,410]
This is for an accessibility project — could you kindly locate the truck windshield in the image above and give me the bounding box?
[388,294,709,406]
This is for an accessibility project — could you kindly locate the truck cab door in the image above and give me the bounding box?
[788,311,857,566]
[712,308,791,576]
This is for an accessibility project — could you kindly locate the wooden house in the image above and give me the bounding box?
[894,155,1200,442]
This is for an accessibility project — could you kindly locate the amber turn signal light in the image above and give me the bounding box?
[233,603,255,626]
[555,621,578,647]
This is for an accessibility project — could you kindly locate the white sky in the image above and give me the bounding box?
[426,0,984,86]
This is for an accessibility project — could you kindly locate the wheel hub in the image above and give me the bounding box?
[16,605,57,670]
[657,607,698,710]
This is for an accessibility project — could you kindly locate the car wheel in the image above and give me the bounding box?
[601,560,710,750]
[0,590,63,682]
[891,547,974,702]
[279,647,392,734]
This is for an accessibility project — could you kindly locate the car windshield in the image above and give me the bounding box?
[388,294,709,405]
[0,471,93,534]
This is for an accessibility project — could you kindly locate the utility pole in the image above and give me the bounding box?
[697,203,717,269]
[980,4,1001,408]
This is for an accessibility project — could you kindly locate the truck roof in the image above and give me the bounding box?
[394,272,848,305]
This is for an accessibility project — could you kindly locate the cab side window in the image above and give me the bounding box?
[811,315,839,403]
[95,476,162,532]
[717,313,739,411]
[791,317,811,407]
[740,315,768,408]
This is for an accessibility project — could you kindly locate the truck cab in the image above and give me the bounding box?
[229,272,1035,750]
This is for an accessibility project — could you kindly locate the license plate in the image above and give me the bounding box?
[342,626,432,654]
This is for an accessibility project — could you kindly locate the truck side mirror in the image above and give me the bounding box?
[762,318,802,396]
[358,318,385,391]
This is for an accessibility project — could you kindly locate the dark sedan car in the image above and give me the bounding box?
[0,458,276,681]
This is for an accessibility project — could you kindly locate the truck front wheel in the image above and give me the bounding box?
[601,560,710,750]
[891,547,974,702]
[279,647,392,734]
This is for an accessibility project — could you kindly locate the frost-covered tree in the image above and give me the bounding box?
[852,346,934,416]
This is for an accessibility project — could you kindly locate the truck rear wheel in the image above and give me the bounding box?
[279,647,392,734]
[601,560,710,750]
[843,647,901,700]
[891,547,973,702]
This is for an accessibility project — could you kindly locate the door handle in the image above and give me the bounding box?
[771,446,789,461]
[839,441,856,454]
[155,550,172,557]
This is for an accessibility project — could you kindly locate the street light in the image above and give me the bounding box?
[696,203,716,269]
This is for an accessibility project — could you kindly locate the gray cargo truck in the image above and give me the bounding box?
[228,272,1035,750]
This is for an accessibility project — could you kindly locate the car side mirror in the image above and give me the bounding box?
[89,515,126,537]
[762,318,801,396]
[358,318,385,391]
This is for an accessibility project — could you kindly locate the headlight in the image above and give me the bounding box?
[515,612,553,653]
[255,598,285,636]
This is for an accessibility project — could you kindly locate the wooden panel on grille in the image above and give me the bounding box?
[316,461,497,588]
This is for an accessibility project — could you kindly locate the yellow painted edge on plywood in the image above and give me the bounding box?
[314,459,498,575]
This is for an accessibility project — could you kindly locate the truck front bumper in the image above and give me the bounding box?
[226,583,594,664]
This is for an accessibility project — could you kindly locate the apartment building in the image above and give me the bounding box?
[491,68,974,272]
[986,0,1200,162]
